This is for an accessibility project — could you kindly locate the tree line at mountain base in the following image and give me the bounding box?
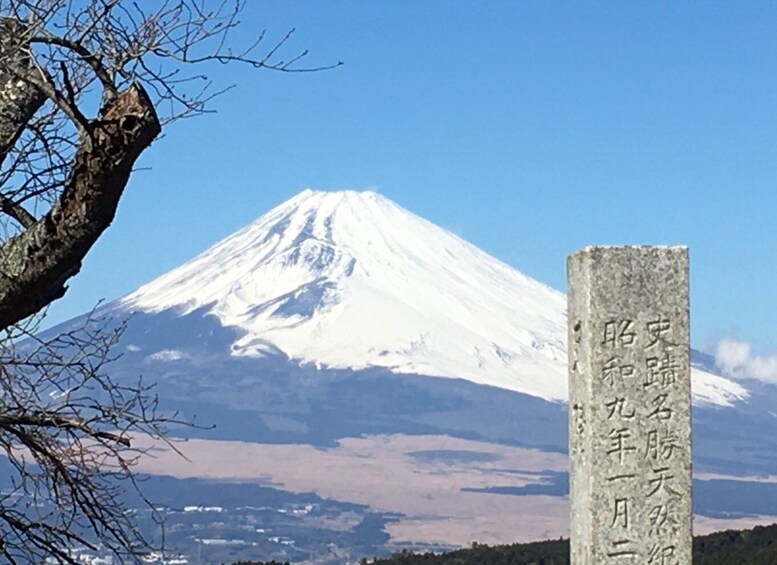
[228,521,777,565]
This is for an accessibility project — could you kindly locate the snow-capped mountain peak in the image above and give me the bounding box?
[120,189,747,406]
[122,189,569,400]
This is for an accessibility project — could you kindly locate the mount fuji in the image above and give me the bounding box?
[42,189,777,558]
[115,189,741,406]
[120,189,569,400]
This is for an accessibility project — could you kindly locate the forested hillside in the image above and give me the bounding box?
[228,522,777,565]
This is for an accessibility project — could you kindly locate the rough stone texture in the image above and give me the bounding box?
[567,246,691,565]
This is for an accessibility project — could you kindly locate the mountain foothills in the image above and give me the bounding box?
[43,190,777,563]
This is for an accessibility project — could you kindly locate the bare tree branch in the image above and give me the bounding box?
[0,192,34,227]
[29,30,118,98]
[0,311,193,563]
[0,1,340,561]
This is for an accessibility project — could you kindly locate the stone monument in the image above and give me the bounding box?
[567,246,691,564]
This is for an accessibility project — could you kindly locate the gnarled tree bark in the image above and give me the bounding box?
[0,83,160,331]
[0,18,46,164]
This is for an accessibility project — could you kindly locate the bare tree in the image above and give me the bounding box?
[0,1,339,562]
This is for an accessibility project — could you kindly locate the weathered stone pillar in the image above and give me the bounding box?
[567,246,691,564]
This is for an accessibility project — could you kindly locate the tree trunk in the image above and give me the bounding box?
[0,83,161,330]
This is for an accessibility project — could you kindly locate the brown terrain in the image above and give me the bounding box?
[132,433,777,547]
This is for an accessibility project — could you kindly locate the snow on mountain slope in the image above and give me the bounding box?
[120,189,747,406]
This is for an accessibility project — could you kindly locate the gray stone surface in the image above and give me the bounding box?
[567,246,691,564]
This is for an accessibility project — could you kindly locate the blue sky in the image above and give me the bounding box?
[45,2,777,357]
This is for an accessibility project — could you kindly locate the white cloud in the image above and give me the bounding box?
[715,337,777,383]
[715,338,751,373]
